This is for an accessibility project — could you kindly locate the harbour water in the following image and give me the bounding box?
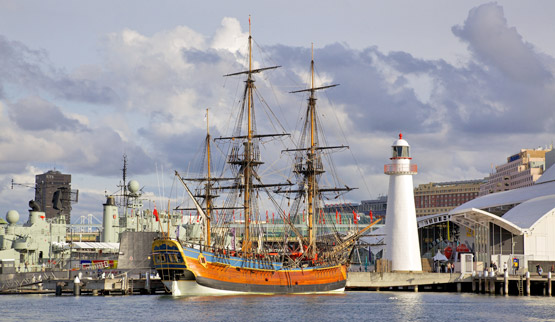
[2,292,555,321]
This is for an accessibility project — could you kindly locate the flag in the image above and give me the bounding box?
[153,207,159,222]
[272,212,275,224]
[335,210,338,224]
[369,210,373,222]
[353,210,358,224]
[266,210,269,222]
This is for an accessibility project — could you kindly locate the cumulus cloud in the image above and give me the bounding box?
[452,3,552,83]
[7,96,85,131]
[0,35,118,104]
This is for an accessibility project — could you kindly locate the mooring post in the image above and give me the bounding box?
[526,272,531,296]
[414,285,418,293]
[73,275,81,296]
[457,282,462,293]
[478,271,482,293]
[548,272,552,296]
[504,270,509,295]
[55,282,63,296]
[490,271,496,294]
[484,271,489,294]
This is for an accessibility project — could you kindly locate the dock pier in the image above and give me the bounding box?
[0,270,167,295]
[346,271,555,296]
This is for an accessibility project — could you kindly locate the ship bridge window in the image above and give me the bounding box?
[392,146,410,158]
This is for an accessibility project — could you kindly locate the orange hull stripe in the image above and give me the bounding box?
[184,256,347,287]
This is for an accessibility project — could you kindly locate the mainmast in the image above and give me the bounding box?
[243,16,254,253]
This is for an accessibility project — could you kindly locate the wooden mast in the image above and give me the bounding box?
[307,43,316,256]
[205,108,212,246]
[243,15,253,253]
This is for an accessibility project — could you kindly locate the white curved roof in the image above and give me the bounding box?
[451,180,555,212]
[449,208,524,235]
[501,194,555,229]
[536,164,555,184]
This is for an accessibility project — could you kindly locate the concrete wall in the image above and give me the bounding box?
[346,272,461,288]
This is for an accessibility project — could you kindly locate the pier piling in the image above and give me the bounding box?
[73,276,81,296]
[504,271,508,295]
[526,272,531,296]
[548,272,552,296]
[484,271,489,294]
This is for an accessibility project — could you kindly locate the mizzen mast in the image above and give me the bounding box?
[286,44,353,258]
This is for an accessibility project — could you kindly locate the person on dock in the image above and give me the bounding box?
[537,265,543,277]
[503,262,508,274]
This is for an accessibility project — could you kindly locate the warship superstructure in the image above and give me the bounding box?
[0,202,67,273]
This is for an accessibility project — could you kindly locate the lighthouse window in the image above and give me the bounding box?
[392,146,410,158]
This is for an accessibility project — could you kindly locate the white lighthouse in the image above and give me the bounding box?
[384,133,422,271]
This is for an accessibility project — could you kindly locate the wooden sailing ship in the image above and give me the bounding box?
[153,18,381,295]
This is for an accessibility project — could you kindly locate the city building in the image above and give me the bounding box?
[414,180,483,217]
[34,170,75,223]
[479,147,552,196]
[545,149,555,171]
[359,196,387,222]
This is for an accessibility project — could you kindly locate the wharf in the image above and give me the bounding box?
[0,270,167,295]
[346,271,555,296]
[346,272,469,291]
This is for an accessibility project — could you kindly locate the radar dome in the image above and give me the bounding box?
[128,180,140,194]
[6,210,19,224]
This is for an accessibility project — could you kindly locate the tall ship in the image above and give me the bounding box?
[153,19,380,295]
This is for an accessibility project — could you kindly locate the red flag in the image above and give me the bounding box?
[369,210,373,222]
[272,212,275,224]
[353,210,358,224]
[335,210,338,224]
[339,212,342,224]
[153,207,159,222]
[197,212,200,223]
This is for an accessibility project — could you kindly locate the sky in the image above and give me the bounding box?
[1,1,554,223]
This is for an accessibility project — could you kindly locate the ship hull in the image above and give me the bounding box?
[182,246,347,294]
[152,238,196,294]
[163,279,243,296]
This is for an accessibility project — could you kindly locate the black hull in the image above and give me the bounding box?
[196,276,346,294]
